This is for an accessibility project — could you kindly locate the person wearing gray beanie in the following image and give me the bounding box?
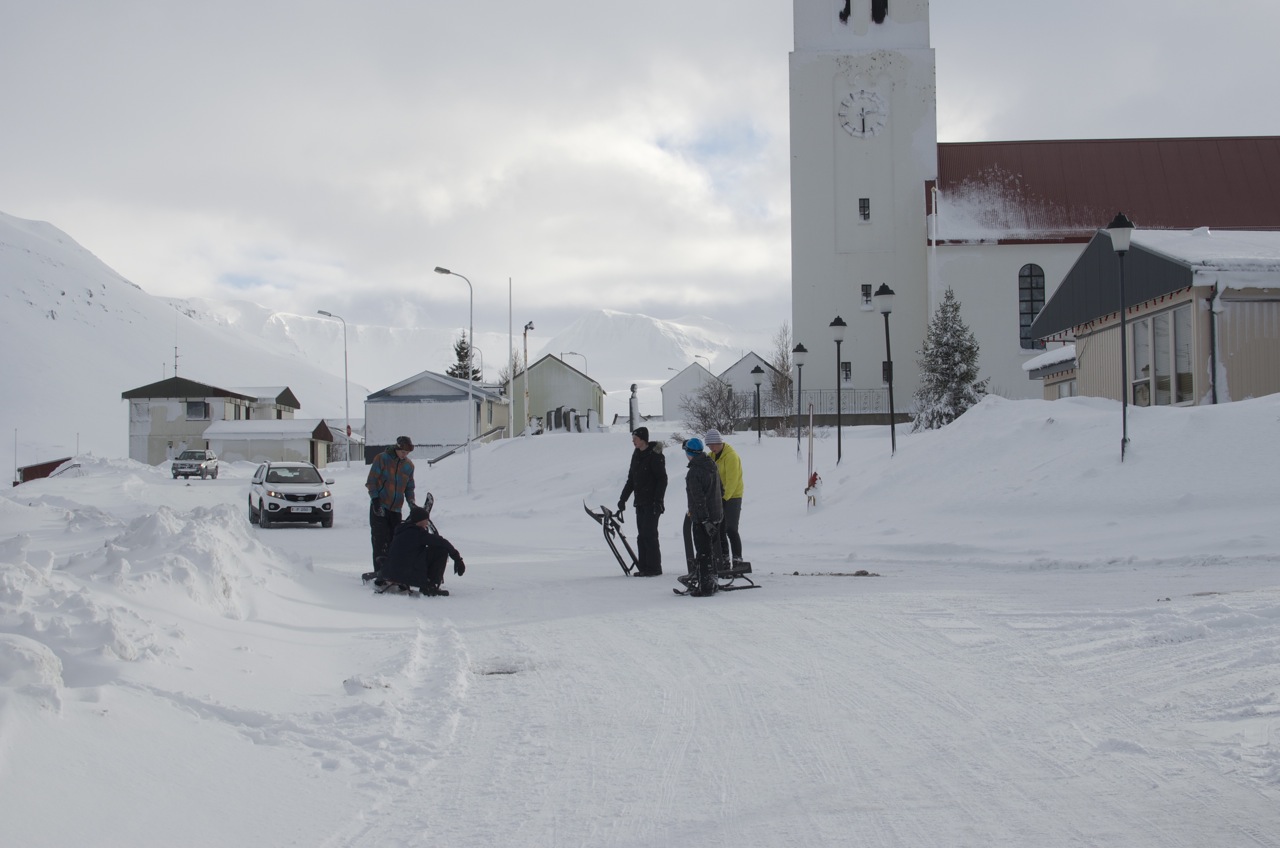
[705,429,745,564]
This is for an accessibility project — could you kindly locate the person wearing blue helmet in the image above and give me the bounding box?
[682,436,724,595]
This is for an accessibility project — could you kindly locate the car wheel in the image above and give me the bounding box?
[259,501,272,528]
[172,472,179,479]
[212,468,219,479]
[248,497,259,525]
[321,515,333,528]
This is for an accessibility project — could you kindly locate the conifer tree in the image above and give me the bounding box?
[446,331,482,381]
[912,287,989,431]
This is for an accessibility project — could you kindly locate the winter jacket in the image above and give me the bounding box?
[685,452,724,524]
[712,442,744,500]
[381,521,460,587]
[366,447,416,511]
[620,441,667,509]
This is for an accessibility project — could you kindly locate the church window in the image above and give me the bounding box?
[861,284,873,309]
[841,361,851,383]
[859,198,870,221]
[1018,264,1046,350]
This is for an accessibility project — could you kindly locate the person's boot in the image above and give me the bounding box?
[424,583,450,597]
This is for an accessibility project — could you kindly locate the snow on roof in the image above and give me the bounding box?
[204,419,328,439]
[1022,344,1076,372]
[1133,228,1280,274]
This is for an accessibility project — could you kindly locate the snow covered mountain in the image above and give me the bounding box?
[1,211,771,474]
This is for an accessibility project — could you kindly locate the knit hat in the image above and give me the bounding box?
[704,429,723,445]
[632,426,649,442]
[408,504,432,525]
[395,435,414,451]
[685,436,705,455]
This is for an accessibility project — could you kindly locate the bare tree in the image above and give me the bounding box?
[768,321,794,434]
[680,378,750,435]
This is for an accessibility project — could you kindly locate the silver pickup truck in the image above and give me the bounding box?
[171,449,219,479]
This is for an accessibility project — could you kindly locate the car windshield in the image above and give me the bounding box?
[177,451,205,460]
[265,466,323,485]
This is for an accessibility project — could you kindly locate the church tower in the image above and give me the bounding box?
[790,0,937,412]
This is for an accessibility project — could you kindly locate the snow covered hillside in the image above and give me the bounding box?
[1,211,768,475]
[2,395,1278,846]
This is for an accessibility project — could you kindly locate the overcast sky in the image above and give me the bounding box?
[4,0,1278,337]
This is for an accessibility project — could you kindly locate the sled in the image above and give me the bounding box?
[583,502,639,576]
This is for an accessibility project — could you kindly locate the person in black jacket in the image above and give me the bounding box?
[617,426,667,576]
[380,504,465,596]
[683,436,724,595]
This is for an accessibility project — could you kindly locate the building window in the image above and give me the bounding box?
[861,284,873,309]
[840,361,851,383]
[859,198,871,221]
[1130,303,1193,406]
[1055,379,1077,399]
[186,401,209,420]
[1019,264,1046,350]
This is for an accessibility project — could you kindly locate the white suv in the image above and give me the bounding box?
[248,461,334,528]
[172,449,219,479]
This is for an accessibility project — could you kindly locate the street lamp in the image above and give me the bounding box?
[1108,212,1135,462]
[751,364,764,443]
[830,315,847,464]
[316,310,350,468]
[523,321,535,435]
[694,354,711,379]
[561,351,588,374]
[792,343,807,453]
[874,284,897,456]
[434,266,474,493]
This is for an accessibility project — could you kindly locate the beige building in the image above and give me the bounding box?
[1029,229,1280,405]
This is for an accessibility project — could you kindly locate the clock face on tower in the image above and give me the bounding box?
[837,89,887,138]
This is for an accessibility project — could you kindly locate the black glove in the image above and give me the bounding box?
[453,558,465,577]
[616,499,626,514]
[371,499,385,517]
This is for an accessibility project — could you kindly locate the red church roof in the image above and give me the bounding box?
[935,137,1280,241]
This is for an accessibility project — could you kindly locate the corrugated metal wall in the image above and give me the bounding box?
[1219,298,1280,400]
[1075,326,1123,402]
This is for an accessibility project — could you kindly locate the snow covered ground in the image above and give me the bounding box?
[3,396,1279,847]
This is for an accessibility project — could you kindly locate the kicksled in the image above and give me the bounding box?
[584,502,759,595]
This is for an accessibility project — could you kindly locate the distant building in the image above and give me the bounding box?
[204,418,334,467]
[364,370,508,462]
[121,377,305,465]
[510,355,604,435]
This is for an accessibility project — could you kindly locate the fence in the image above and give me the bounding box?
[735,388,891,418]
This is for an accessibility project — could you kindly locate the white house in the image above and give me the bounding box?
[122,377,258,465]
[510,354,605,435]
[660,363,718,424]
[364,370,508,462]
[204,418,334,467]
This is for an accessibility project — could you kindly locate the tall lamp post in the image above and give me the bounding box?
[316,310,350,468]
[433,266,474,493]
[523,321,535,435]
[792,343,807,453]
[1108,212,1135,462]
[874,285,897,456]
[830,315,847,464]
[751,364,764,443]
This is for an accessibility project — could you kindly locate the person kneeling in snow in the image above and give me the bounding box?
[380,504,465,596]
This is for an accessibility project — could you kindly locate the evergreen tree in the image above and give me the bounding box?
[446,331,482,381]
[912,287,989,431]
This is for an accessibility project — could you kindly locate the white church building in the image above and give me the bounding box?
[789,0,1280,414]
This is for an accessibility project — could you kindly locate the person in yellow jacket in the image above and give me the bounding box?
[704,429,744,563]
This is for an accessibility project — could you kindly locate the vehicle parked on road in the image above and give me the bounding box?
[172,449,219,479]
[248,461,334,528]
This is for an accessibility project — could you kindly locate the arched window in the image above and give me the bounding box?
[1019,264,1046,350]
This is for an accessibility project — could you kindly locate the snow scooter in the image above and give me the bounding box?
[583,502,639,576]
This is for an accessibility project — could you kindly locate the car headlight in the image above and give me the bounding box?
[265,489,285,499]
[320,489,331,498]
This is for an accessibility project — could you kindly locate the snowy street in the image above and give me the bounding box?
[3,397,1279,847]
